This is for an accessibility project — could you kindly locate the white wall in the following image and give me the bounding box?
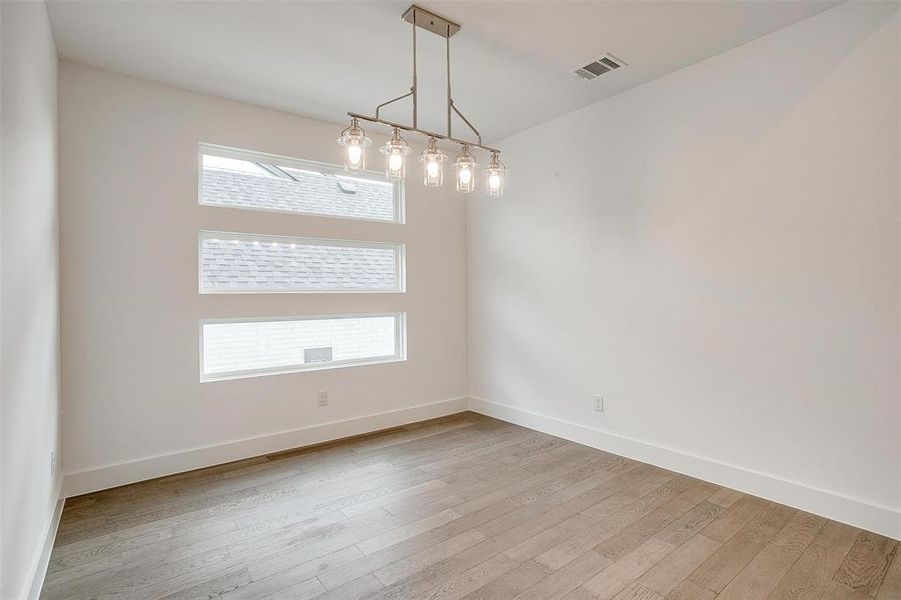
[469,1,900,537]
[0,1,62,598]
[58,64,468,495]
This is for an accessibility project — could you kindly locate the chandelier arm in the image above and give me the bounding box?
[348,111,499,154]
[375,89,415,121]
[450,101,482,146]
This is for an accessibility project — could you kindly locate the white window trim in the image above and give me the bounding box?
[199,312,407,382]
[198,230,406,294]
[198,143,405,224]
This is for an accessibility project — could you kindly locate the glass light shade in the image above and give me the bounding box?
[485,152,505,197]
[337,119,372,172]
[453,146,478,194]
[379,128,411,180]
[420,138,446,188]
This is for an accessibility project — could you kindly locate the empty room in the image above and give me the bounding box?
[1,0,899,598]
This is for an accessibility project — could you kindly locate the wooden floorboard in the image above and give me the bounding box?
[41,412,899,599]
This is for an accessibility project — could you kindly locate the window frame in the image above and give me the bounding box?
[198,230,406,294]
[198,143,405,224]
[199,312,407,382]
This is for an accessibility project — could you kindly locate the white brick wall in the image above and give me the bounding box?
[202,316,399,376]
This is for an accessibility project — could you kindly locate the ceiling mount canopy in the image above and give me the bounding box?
[339,4,505,196]
[401,4,460,39]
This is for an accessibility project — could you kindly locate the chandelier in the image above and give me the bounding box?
[338,4,505,196]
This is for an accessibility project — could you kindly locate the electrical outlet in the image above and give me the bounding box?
[50,450,57,478]
[593,395,604,413]
[317,390,329,407]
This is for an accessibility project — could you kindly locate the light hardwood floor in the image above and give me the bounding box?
[42,412,899,600]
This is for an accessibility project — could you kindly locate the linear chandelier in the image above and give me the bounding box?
[338,4,505,197]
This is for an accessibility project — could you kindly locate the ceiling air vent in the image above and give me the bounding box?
[575,54,626,81]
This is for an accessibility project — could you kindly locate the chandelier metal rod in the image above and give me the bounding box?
[446,24,452,138]
[375,89,414,121]
[451,101,482,145]
[347,111,499,154]
[412,9,418,128]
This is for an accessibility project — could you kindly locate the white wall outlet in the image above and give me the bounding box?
[317,390,329,407]
[593,394,604,413]
[50,450,57,478]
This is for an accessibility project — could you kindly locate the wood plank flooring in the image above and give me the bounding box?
[42,412,899,600]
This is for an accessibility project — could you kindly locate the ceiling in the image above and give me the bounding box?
[46,1,843,143]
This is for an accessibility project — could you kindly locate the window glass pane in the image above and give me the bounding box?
[199,146,401,223]
[201,314,404,379]
[199,232,403,293]
[202,155,270,176]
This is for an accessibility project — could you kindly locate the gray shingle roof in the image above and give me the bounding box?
[200,237,400,292]
[201,167,397,222]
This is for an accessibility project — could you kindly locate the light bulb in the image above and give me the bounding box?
[485,152,505,197]
[388,152,404,173]
[347,143,362,166]
[380,128,410,180]
[337,118,371,171]
[453,145,477,193]
[420,137,446,187]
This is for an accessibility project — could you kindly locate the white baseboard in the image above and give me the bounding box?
[24,491,64,600]
[60,394,899,539]
[469,396,901,540]
[62,397,469,497]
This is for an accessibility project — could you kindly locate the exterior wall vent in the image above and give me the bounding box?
[575,54,627,80]
[305,347,334,363]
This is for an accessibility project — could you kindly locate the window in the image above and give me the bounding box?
[199,231,405,293]
[199,144,403,223]
[200,314,405,380]
[198,144,407,381]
